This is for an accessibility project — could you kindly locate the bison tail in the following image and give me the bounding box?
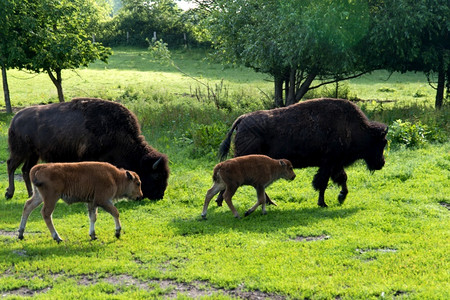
[218,116,243,161]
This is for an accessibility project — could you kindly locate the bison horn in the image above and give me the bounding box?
[152,157,163,170]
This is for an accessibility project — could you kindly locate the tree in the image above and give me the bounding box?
[198,0,372,106]
[18,0,111,102]
[0,0,31,113]
[367,0,449,109]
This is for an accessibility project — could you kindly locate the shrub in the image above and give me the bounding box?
[387,119,446,148]
[177,122,229,159]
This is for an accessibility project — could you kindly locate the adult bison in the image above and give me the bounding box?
[5,98,169,200]
[219,98,388,207]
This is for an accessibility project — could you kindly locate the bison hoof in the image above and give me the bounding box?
[54,237,63,243]
[338,192,348,204]
[318,202,328,208]
[215,200,223,207]
[90,236,98,241]
[18,234,24,240]
[5,191,13,200]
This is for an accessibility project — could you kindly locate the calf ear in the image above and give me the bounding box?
[126,171,133,180]
[279,160,286,166]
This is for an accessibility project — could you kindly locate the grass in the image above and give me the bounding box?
[0,47,449,299]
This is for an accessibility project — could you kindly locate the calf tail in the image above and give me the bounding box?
[31,169,44,187]
[218,116,243,161]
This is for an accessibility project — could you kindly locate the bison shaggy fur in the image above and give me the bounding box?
[219,98,388,207]
[5,98,169,200]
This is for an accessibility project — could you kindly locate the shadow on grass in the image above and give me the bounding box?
[170,206,360,236]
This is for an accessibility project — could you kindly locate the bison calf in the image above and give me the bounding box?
[18,162,143,243]
[202,155,296,219]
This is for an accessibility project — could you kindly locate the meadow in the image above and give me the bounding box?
[0,48,449,299]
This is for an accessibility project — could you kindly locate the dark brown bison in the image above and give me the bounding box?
[219,98,388,207]
[5,98,169,200]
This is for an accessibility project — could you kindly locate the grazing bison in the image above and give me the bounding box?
[202,155,296,219]
[18,162,143,242]
[5,98,169,200]
[219,98,388,207]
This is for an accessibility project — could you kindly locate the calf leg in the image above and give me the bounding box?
[245,187,267,217]
[331,167,348,204]
[312,166,331,207]
[202,182,224,219]
[100,200,122,239]
[40,195,63,243]
[223,186,239,218]
[18,187,43,240]
[87,203,98,240]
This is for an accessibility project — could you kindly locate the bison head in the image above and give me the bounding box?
[364,123,388,171]
[139,155,170,200]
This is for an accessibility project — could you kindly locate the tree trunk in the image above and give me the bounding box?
[285,68,296,106]
[1,66,12,113]
[274,76,284,107]
[435,64,444,110]
[47,68,65,102]
[294,72,317,102]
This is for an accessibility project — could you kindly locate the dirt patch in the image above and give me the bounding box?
[1,273,287,299]
[356,248,397,254]
[0,230,17,238]
[439,202,450,210]
[76,274,286,299]
[292,235,330,242]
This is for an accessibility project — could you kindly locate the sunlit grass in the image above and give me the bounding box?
[0,48,449,299]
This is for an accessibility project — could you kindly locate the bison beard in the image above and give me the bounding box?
[218,98,388,207]
[5,98,169,200]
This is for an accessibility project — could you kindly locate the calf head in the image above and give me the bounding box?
[364,123,388,171]
[125,171,143,200]
[279,159,296,181]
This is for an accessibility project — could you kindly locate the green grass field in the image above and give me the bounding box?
[0,48,449,299]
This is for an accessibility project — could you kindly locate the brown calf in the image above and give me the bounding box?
[18,162,143,242]
[202,155,296,219]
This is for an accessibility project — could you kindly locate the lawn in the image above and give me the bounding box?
[0,48,449,299]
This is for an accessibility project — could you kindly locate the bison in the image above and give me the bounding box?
[5,98,169,200]
[219,98,388,207]
[202,154,296,219]
[18,162,143,242]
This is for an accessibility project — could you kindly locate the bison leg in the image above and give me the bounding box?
[331,167,348,204]
[312,166,331,207]
[5,154,24,199]
[223,186,240,218]
[100,200,122,239]
[40,194,63,243]
[18,187,43,240]
[202,182,224,219]
[245,187,267,217]
[21,154,39,197]
[87,203,98,240]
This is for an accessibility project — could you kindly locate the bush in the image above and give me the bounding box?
[177,122,229,160]
[387,119,447,148]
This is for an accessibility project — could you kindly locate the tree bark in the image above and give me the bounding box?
[293,72,317,104]
[285,68,296,106]
[1,66,12,113]
[274,76,284,107]
[47,68,65,102]
[435,63,444,110]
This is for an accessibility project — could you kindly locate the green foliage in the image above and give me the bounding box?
[177,122,230,159]
[388,119,448,148]
[1,48,450,299]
